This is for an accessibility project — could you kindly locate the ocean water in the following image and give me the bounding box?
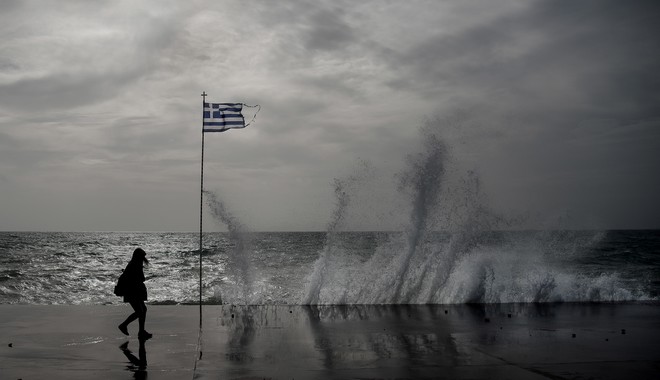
[0,230,658,305]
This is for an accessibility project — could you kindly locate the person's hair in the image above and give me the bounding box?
[131,248,149,265]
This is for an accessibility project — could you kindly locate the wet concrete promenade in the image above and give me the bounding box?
[1,303,659,379]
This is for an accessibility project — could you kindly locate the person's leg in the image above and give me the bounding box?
[137,302,147,333]
[134,301,152,339]
[119,300,141,335]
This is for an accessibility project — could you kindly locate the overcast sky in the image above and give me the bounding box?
[1,0,659,232]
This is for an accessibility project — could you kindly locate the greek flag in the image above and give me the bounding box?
[203,103,245,132]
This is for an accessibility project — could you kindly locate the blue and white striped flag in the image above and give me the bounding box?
[203,103,245,132]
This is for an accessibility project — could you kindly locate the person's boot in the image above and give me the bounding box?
[118,323,129,336]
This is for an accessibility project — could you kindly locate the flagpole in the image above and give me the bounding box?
[199,91,206,330]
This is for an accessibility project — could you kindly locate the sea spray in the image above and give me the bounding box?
[301,117,480,304]
[302,163,372,304]
[299,114,651,305]
[390,125,446,302]
[204,190,255,304]
[376,119,499,304]
[435,232,646,303]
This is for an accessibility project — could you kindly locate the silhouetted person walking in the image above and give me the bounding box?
[118,248,152,340]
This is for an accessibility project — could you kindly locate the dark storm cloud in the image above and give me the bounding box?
[0,131,48,168]
[0,2,186,111]
[393,0,660,118]
[250,1,365,71]
[374,0,660,228]
[0,73,140,110]
[293,73,363,98]
[0,0,21,13]
[0,59,20,72]
[302,8,356,52]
